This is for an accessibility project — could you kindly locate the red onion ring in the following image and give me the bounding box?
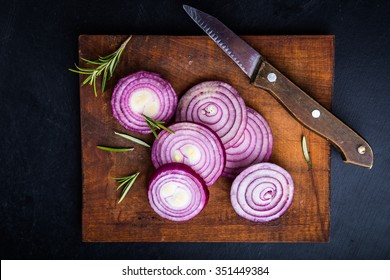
[223,107,273,178]
[231,163,294,222]
[111,70,177,134]
[151,122,225,187]
[175,81,247,149]
[148,163,209,222]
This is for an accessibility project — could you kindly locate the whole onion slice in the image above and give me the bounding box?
[111,70,177,134]
[223,107,273,178]
[176,81,247,149]
[148,163,209,222]
[151,122,225,187]
[231,163,294,222]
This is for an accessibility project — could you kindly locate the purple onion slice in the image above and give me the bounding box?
[151,122,225,187]
[223,107,273,178]
[231,163,294,222]
[111,70,177,134]
[176,81,247,149]
[148,163,209,222]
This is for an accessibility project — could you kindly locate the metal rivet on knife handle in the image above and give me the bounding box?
[267,73,277,82]
[312,109,321,118]
[357,145,366,155]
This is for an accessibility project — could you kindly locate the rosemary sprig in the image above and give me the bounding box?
[143,114,174,138]
[69,36,132,97]
[97,145,134,152]
[114,131,151,148]
[113,172,140,204]
[301,135,313,169]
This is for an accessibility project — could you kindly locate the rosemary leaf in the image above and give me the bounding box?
[301,135,313,169]
[109,61,116,77]
[111,56,120,75]
[115,172,140,204]
[142,114,174,137]
[114,131,151,148]
[69,35,132,96]
[68,67,91,75]
[80,57,102,65]
[115,179,130,191]
[146,119,159,138]
[112,175,133,182]
[93,76,98,97]
[96,145,134,152]
[82,74,93,86]
[101,67,108,92]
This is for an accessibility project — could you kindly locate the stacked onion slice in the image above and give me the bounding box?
[231,163,294,222]
[151,122,225,187]
[111,70,177,134]
[223,107,273,178]
[176,81,247,149]
[148,163,209,222]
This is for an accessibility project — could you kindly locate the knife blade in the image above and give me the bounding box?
[183,5,373,169]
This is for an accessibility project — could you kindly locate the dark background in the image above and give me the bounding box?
[1,0,389,259]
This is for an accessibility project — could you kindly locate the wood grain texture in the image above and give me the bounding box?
[80,35,333,242]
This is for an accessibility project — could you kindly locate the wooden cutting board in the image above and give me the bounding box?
[80,35,333,242]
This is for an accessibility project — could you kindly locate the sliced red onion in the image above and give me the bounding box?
[223,107,273,178]
[151,122,225,187]
[111,70,177,134]
[148,163,209,222]
[176,81,247,149]
[231,163,294,222]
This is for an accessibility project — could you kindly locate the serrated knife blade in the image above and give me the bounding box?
[183,4,261,79]
[183,5,373,168]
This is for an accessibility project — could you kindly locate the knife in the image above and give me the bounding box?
[183,5,373,169]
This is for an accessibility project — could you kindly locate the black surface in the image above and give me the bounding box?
[1,0,389,260]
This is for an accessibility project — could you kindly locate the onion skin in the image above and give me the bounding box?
[148,163,209,222]
[111,70,177,134]
[151,122,225,187]
[176,81,247,149]
[231,163,294,222]
[223,107,273,178]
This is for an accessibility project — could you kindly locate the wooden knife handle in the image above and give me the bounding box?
[252,60,374,168]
